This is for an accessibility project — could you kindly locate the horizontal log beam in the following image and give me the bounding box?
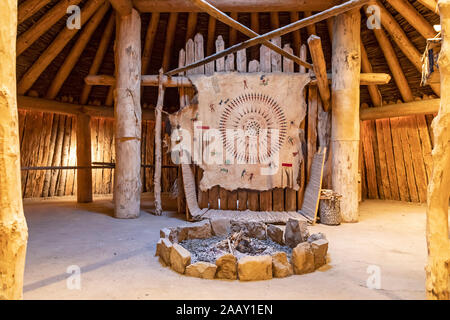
[133,0,340,12]
[166,0,371,76]
[86,72,390,87]
[359,72,391,85]
[85,74,192,86]
[109,0,133,16]
[360,99,440,120]
[17,95,156,120]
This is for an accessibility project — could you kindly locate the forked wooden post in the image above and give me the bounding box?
[425,0,450,300]
[113,9,142,219]
[154,69,165,216]
[331,9,361,222]
[0,0,28,299]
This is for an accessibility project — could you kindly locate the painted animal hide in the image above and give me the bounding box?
[170,72,310,192]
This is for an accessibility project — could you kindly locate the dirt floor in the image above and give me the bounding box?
[22,195,443,300]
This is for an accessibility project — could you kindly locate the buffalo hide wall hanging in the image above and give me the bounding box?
[170,72,310,192]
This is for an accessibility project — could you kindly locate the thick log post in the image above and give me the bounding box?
[425,0,450,300]
[76,114,93,203]
[331,10,361,222]
[114,9,142,219]
[0,0,28,299]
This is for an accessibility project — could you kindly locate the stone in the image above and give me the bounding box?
[155,238,162,257]
[238,255,272,281]
[170,243,191,274]
[160,228,171,239]
[185,262,217,279]
[267,224,285,245]
[292,242,315,274]
[271,252,293,278]
[158,238,173,266]
[284,218,309,248]
[307,232,327,243]
[160,227,178,243]
[215,253,237,280]
[311,239,329,269]
[230,220,267,240]
[177,221,213,241]
[209,218,231,236]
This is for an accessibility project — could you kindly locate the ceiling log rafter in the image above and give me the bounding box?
[15,0,440,110]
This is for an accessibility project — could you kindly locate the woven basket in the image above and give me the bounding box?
[319,191,341,226]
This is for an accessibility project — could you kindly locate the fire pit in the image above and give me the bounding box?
[156,218,329,281]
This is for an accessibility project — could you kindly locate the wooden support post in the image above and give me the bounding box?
[76,114,93,203]
[331,9,361,222]
[0,0,28,300]
[425,0,450,300]
[114,9,142,219]
[154,70,165,216]
[308,35,331,111]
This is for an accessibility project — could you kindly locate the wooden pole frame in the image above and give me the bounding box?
[425,0,450,300]
[308,34,331,111]
[166,0,371,76]
[0,0,28,300]
[360,99,440,120]
[331,9,361,223]
[113,8,142,219]
[153,69,166,216]
[190,0,312,70]
[85,72,389,87]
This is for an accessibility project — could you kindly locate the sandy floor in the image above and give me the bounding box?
[22,196,440,300]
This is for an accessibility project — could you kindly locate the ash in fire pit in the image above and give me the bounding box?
[180,232,292,264]
[156,218,329,281]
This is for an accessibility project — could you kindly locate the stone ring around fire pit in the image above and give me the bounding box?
[156,218,329,281]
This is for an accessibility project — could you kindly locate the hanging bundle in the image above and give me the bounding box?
[421,32,441,86]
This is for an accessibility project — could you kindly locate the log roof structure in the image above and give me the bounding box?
[16,0,440,112]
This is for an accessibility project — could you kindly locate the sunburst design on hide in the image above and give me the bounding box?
[218,92,287,164]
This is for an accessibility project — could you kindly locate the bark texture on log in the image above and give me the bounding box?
[154,70,165,216]
[425,0,450,300]
[76,114,93,203]
[331,9,361,222]
[113,9,142,219]
[0,0,28,300]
